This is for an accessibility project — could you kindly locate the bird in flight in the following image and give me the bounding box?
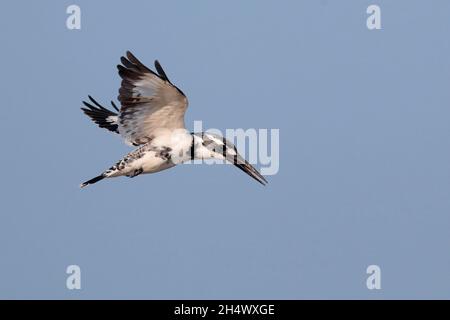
[80,51,267,188]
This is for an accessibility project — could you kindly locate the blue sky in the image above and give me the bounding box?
[1,0,450,299]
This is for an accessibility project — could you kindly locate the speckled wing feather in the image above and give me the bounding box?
[81,95,120,134]
[117,51,188,146]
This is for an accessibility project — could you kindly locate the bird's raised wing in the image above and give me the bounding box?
[117,51,188,146]
[81,95,120,134]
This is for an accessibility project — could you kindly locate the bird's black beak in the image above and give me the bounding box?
[234,160,268,186]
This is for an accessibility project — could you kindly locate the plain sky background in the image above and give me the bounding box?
[1,0,450,299]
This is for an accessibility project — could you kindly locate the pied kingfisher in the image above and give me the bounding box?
[80,51,267,188]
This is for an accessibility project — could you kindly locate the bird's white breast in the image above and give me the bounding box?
[140,151,174,173]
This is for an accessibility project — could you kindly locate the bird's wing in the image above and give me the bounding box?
[81,95,120,134]
[117,51,188,146]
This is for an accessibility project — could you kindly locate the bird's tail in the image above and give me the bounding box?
[80,174,106,188]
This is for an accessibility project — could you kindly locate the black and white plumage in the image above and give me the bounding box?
[81,96,119,134]
[80,51,267,188]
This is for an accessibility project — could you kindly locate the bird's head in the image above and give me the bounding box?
[193,133,268,185]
